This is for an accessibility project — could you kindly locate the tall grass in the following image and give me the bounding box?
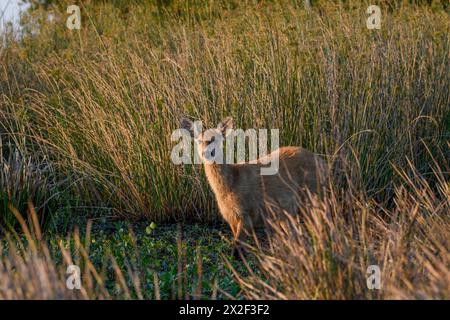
[0,0,448,299]
[0,144,58,231]
[232,153,449,299]
[1,0,448,221]
[1,156,448,299]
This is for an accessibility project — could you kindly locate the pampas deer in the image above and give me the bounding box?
[181,117,327,255]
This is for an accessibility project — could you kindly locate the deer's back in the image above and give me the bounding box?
[233,147,326,225]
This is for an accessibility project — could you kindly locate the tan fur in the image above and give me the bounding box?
[181,117,327,249]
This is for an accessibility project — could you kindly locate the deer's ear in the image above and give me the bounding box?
[217,117,233,135]
[181,118,195,137]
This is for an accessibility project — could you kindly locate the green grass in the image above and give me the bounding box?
[1,0,448,223]
[57,222,243,299]
[0,0,449,300]
[1,215,244,299]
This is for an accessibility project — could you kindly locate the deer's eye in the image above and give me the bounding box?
[210,136,216,143]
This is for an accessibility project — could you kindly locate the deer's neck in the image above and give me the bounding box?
[203,163,236,196]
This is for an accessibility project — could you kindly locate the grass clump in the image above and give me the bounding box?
[233,158,449,299]
[1,0,448,221]
[0,0,448,300]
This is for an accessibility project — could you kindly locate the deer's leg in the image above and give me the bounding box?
[232,219,246,259]
[229,222,237,239]
[227,217,239,257]
[234,219,243,242]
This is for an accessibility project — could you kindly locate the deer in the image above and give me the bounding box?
[181,117,327,256]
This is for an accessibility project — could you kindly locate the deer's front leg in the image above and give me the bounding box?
[232,219,248,259]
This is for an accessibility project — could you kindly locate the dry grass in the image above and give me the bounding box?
[0,144,59,230]
[1,1,448,221]
[0,0,448,299]
[232,152,449,299]
[1,155,448,299]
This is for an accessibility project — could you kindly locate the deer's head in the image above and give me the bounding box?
[181,117,233,164]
